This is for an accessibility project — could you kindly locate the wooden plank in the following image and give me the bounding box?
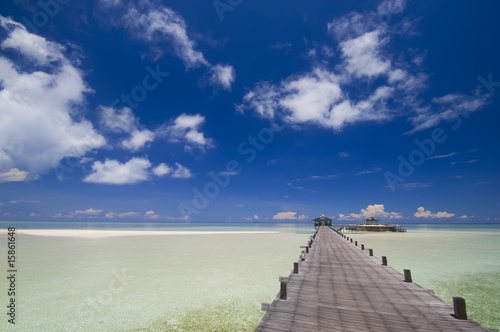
[255,226,496,332]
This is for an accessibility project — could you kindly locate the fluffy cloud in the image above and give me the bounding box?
[340,30,390,78]
[238,0,488,134]
[83,157,192,184]
[100,0,235,89]
[152,163,171,177]
[272,212,308,220]
[157,113,214,150]
[0,168,29,183]
[414,206,455,219]
[340,204,401,220]
[209,64,236,90]
[83,157,152,185]
[105,211,139,218]
[100,106,154,151]
[74,208,103,216]
[0,16,105,177]
[145,210,159,219]
[171,163,192,179]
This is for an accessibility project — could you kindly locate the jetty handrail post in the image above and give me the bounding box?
[361,244,365,250]
[355,241,358,246]
[369,249,373,256]
[279,277,288,300]
[382,256,387,266]
[294,262,299,274]
[404,269,412,283]
[453,297,467,320]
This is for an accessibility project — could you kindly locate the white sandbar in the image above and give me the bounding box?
[0,229,279,238]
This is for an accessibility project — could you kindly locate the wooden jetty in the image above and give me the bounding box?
[256,226,497,332]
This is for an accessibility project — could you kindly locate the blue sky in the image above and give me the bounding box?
[0,0,499,223]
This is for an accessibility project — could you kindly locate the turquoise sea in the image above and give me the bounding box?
[0,222,499,331]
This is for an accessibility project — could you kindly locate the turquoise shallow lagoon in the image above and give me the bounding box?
[0,222,499,331]
[346,224,500,330]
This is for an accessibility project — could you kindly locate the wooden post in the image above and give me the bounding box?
[361,244,365,250]
[294,262,299,274]
[453,297,467,320]
[382,256,387,266]
[350,238,353,243]
[404,269,412,283]
[347,236,349,241]
[280,281,287,300]
[369,249,373,256]
[306,246,309,253]
[308,241,312,248]
[355,241,358,246]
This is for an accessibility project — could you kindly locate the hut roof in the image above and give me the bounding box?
[313,216,333,222]
[366,217,379,222]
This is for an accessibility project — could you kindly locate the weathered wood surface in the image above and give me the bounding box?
[256,226,496,332]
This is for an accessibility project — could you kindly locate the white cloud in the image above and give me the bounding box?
[427,152,457,160]
[0,17,65,65]
[356,167,382,176]
[238,68,393,131]
[253,214,259,220]
[83,157,193,184]
[83,157,152,185]
[414,206,455,219]
[157,113,213,149]
[361,204,401,219]
[377,0,407,15]
[153,163,171,177]
[100,106,155,151]
[122,129,155,151]
[0,17,106,178]
[0,168,29,183]
[145,210,159,219]
[106,211,139,218]
[121,1,207,68]
[209,64,236,90]
[273,212,298,220]
[340,30,391,78]
[459,215,468,219]
[408,94,488,134]
[74,208,102,216]
[100,106,137,133]
[239,0,488,134]
[297,214,310,220]
[100,0,235,89]
[340,204,401,220]
[172,163,192,179]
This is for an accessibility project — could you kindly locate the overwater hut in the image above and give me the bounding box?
[313,216,332,227]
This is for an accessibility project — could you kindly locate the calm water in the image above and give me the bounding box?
[0,222,498,331]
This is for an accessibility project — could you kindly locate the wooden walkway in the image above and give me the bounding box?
[256,226,497,332]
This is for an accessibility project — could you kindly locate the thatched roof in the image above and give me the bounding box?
[366,217,379,222]
[313,216,332,222]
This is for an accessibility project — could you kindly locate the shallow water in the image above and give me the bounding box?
[0,223,313,331]
[345,224,500,330]
[0,222,499,331]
